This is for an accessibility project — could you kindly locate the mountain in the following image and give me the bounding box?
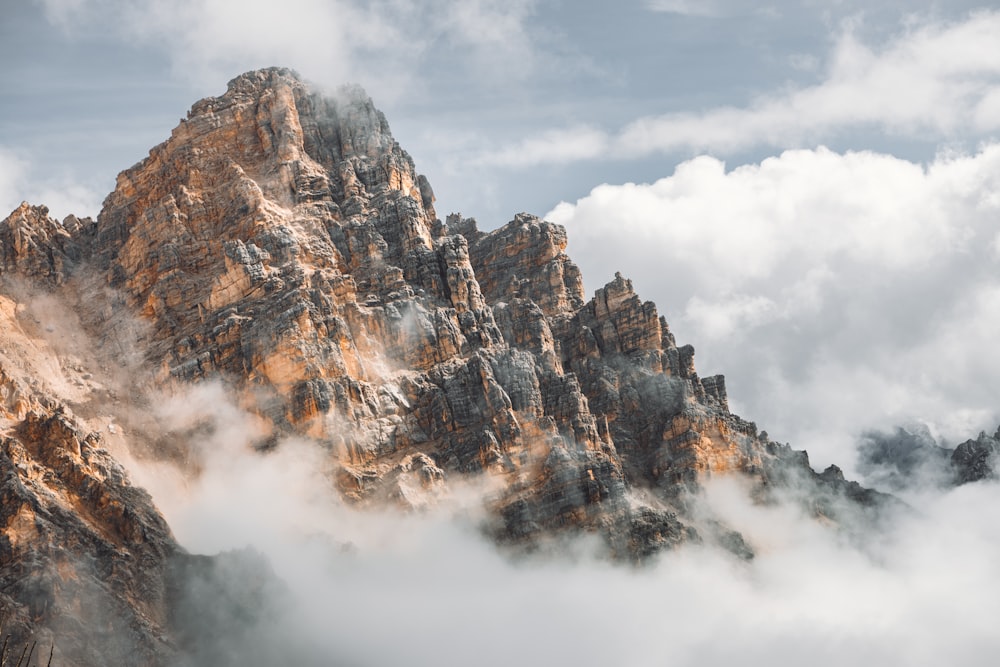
[0,67,902,665]
[859,423,1000,489]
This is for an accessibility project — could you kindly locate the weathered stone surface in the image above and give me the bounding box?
[0,67,896,662]
[464,213,584,320]
[950,428,1000,484]
[90,68,509,450]
[5,68,876,555]
[0,393,178,664]
[0,203,94,285]
[858,424,1000,489]
[0,265,296,666]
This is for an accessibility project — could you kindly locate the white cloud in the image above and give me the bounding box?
[483,11,1000,166]
[0,147,101,220]
[645,0,725,17]
[685,293,777,339]
[0,149,29,218]
[973,87,1000,131]
[36,0,546,102]
[548,143,1000,471]
[124,381,1000,667]
[480,125,611,167]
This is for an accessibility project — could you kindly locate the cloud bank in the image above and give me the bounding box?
[483,11,1000,166]
[126,384,1000,667]
[548,144,1000,470]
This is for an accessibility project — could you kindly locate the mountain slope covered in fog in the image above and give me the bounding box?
[0,68,998,666]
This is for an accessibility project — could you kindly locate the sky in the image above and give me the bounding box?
[6,2,1000,664]
[2,1,1000,464]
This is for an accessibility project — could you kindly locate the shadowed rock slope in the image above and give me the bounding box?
[85,68,832,552]
[0,68,892,663]
[859,423,1000,489]
[0,205,292,665]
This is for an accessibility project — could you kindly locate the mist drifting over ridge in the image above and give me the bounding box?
[127,380,1000,667]
[4,3,1000,663]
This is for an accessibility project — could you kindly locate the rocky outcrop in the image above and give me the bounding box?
[0,375,178,664]
[951,428,1000,484]
[7,68,880,553]
[0,257,292,666]
[0,203,94,286]
[859,424,1000,488]
[0,277,180,663]
[93,68,502,448]
[462,212,584,320]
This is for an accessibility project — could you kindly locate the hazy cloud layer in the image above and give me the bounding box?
[127,385,1000,667]
[0,149,27,216]
[645,0,727,18]
[36,0,552,102]
[483,11,1000,166]
[0,146,102,220]
[548,144,1000,471]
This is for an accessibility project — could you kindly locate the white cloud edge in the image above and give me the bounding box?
[35,0,552,104]
[0,146,102,220]
[478,10,1000,167]
[644,0,724,17]
[546,141,1000,469]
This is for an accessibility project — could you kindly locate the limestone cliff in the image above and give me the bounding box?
[0,275,177,664]
[84,68,801,553]
[0,68,892,663]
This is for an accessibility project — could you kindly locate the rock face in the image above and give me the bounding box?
[859,424,1000,488]
[0,68,891,661]
[0,277,178,664]
[0,203,91,286]
[85,69,783,550]
[1,410,175,665]
[5,67,878,540]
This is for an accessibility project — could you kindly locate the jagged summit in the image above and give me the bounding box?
[0,68,896,665]
[1,67,882,547]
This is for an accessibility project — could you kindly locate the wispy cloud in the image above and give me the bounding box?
[480,125,611,166]
[481,11,1000,166]
[130,383,1000,667]
[0,146,101,219]
[644,0,726,17]
[36,0,551,102]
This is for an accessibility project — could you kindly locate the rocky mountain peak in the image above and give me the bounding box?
[9,68,868,543]
[93,68,452,400]
[0,68,900,664]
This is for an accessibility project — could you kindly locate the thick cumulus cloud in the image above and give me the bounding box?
[548,144,1000,470]
[483,11,1000,166]
[127,384,1000,667]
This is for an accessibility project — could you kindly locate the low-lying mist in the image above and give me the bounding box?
[122,384,1000,667]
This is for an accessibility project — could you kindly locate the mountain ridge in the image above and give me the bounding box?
[0,67,910,665]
